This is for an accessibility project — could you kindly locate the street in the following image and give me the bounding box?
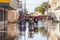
[15,21,47,40]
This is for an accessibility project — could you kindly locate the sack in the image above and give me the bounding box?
[7,23,19,37]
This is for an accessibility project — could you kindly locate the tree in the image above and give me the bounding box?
[41,2,49,10]
[35,2,49,15]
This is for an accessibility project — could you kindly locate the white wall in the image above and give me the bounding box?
[54,10,60,21]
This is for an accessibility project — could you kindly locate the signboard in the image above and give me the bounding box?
[0,0,9,3]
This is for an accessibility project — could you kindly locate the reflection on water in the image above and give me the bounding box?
[53,22,60,36]
[18,21,47,40]
[0,20,48,40]
[28,32,34,38]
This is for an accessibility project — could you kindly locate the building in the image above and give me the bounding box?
[49,0,60,21]
[0,0,18,9]
[0,0,18,28]
[47,0,60,40]
[8,10,19,22]
[0,0,18,40]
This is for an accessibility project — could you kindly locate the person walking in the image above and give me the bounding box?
[28,16,34,33]
[34,16,38,33]
[18,16,26,36]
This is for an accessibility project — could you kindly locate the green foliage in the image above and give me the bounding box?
[35,2,49,15]
[35,6,45,14]
[41,2,49,10]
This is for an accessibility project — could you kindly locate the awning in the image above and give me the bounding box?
[0,0,18,10]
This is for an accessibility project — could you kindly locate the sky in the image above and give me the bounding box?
[22,0,51,13]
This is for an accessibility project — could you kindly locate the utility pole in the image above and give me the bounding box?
[23,0,26,16]
[24,0,26,40]
[18,0,23,16]
[47,0,49,40]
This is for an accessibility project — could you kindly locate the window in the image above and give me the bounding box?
[0,10,8,21]
[0,10,4,21]
[4,10,8,21]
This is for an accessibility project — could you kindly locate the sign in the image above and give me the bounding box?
[0,0,9,3]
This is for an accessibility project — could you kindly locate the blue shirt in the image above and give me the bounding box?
[19,19,26,25]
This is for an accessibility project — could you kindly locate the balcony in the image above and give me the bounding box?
[0,0,18,9]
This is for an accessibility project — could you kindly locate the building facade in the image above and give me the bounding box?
[0,0,18,27]
[0,0,18,9]
[0,0,18,40]
[48,0,60,40]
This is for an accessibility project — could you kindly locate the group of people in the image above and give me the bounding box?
[18,16,39,34]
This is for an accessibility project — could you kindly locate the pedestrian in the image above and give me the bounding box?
[18,16,26,35]
[34,16,38,26]
[34,16,38,33]
[28,16,34,33]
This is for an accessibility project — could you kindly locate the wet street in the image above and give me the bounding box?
[0,0,60,40]
[16,21,47,40]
